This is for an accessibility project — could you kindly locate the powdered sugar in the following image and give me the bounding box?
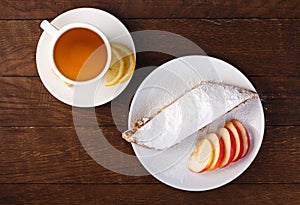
[130,82,257,150]
[129,56,265,190]
[155,98,260,183]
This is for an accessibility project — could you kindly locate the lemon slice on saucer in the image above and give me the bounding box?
[111,43,136,83]
[105,47,125,86]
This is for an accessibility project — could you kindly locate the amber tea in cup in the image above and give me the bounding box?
[40,20,111,85]
[54,28,107,81]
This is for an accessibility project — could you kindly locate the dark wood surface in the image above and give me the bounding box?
[0,1,299,204]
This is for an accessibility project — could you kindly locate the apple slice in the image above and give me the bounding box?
[217,127,236,168]
[188,138,214,173]
[232,119,250,158]
[225,121,243,162]
[206,133,225,171]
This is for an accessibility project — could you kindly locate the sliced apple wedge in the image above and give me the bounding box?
[225,121,243,162]
[188,120,251,173]
[188,138,214,173]
[206,133,225,171]
[232,119,250,158]
[218,127,236,168]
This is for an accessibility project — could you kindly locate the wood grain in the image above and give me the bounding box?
[0,19,299,77]
[0,76,299,127]
[0,184,299,204]
[0,1,299,203]
[0,126,299,184]
[130,19,300,77]
[0,0,299,19]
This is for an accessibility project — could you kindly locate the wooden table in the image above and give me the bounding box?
[0,1,299,204]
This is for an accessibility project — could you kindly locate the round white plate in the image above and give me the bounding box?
[36,8,135,107]
[129,55,265,191]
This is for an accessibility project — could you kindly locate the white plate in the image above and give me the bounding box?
[36,8,135,107]
[129,55,265,191]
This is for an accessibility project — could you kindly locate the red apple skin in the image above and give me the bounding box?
[214,137,225,169]
[225,121,244,162]
[218,128,236,168]
[232,120,250,158]
[234,134,244,162]
[223,128,236,167]
[207,133,225,171]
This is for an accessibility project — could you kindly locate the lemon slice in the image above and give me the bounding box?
[111,43,136,83]
[105,48,125,86]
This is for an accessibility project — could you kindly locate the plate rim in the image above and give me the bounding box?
[129,55,265,191]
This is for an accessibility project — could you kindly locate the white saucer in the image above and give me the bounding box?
[36,8,135,107]
[129,55,265,191]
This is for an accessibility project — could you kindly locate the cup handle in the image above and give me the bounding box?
[40,20,58,37]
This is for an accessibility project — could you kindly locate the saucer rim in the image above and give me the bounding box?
[36,7,135,107]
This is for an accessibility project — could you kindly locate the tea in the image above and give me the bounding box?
[54,28,107,81]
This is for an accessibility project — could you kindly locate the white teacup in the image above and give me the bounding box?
[40,20,111,85]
